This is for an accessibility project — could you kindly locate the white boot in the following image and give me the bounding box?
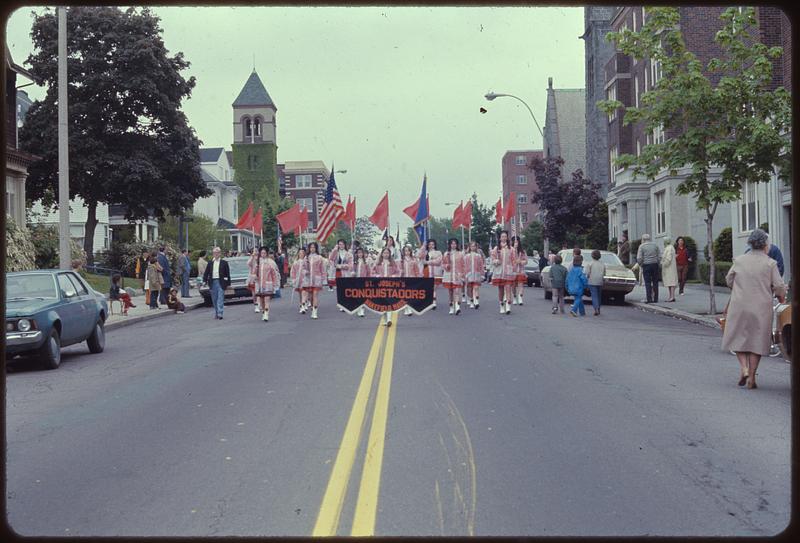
[404,306,412,316]
[432,300,437,310]
[500,303,505,314]
[300,304,306,314]
[262,309,269,321]
[455,302,461,315]
[505,301,511,314]
[449,304,454,315]
[385,312,392,326]
[254,304,261,313]
[311,307,318,319]
[358,307,365,317]
[518,295,524,306]
[512,295,518,305]
[468,300,474,308]
[474,297,480,309]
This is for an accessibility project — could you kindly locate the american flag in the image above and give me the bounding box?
[316,169,344,243]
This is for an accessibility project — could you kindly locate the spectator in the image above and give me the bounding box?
[661,236,678,302]
[109,273,135,315]
[745,235,785,277]
[202,246,232,320]
[675,237,693,295]
[567,254,588,317]
[167,287,186,314]
[637,234,662,303]
[549,254,567,314]
[178,249,191,298]
[538,252,548,271]
[617,231,630,265]
[135,250,149,292]
[197,251,208,285]
[157,246,172,306]
[146,256,162,310]
[585,249,606,316]
[722,228,786,389]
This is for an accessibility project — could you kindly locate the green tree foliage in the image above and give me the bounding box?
[354,216,380,254]
[521,221,544,256]
[158,213,233,254]
[598,7,791,313]
[5,218,37,272]
[19,7,211,266]
[469,193,497,253]
[713,227,733,262]
[28,223,86,269]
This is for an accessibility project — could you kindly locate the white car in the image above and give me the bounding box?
[540,249,636,304]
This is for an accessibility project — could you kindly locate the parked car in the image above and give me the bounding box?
[540,249,636,304]
[525,261,541,287]
[198,256,253,306]
[775,301,792,363]
[5,270,108,369]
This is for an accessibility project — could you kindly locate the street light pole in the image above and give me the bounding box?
[57,6,71,270]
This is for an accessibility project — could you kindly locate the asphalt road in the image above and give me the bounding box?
[5,286,791,536]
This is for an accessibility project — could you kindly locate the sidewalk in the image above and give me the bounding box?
[626,282,729,329]
[105,286,206,331]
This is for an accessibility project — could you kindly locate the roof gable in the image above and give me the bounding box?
[199,147,224,163]
[232,70,276,108]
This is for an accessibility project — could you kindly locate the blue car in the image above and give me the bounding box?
[5,270,108,370]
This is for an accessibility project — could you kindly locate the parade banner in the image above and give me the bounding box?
[336,277,435,315]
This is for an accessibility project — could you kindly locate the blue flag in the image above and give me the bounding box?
[413,175,429,245]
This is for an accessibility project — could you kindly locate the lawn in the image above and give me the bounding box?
[78,270,136,293]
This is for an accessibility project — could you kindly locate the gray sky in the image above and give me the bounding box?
[6,5,585,230]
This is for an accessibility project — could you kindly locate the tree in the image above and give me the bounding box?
[353,217,380,254]
[598,7,791,313]
[469,193,497,253]
[529,157,603,249]
[321,222,353,252]
[582,201,609,250]
[19,7,211,265]
[158,213,231,253]
[521,221,544,256]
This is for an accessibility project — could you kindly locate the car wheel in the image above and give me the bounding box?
[87,319,105,354]
[39,328,61,370]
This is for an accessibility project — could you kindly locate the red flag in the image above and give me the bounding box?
[276,203,301,235]
[461,200,473,229]
[368,192,389,231]
[299,203,309,234]
[504,192,516,225]
[452,202,464,229]
[250,208,263,236]
[495,198,503,225]
[236,201,254,230]
[343,196,356,229]
[403,197,421,221]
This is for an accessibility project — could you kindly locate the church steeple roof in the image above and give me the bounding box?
[232,70,276,108]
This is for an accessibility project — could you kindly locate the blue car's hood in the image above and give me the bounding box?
[5,298,62,318]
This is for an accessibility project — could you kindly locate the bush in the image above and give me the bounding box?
[630,239,642,263]
[608,237,617,252]
[5,217,36,271]
[760,222,769,233]
[713,227,733,262]
[698,261,733,287]
[28,223,86,270]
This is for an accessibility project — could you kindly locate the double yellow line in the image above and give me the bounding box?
[312,314,398,537]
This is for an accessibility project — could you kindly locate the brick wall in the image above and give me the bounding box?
[501,150,543,227]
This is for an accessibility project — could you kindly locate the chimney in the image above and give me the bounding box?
[548,77,553,88]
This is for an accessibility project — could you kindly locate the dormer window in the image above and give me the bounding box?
[254,118,261,137]
[244,118,252,137]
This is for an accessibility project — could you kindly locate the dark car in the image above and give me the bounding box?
[5,270,108,369]
[199,256,253,306]
[524,253,541,287]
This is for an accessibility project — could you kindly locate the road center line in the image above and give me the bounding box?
[351,316,398,536]
[312,321,386,537]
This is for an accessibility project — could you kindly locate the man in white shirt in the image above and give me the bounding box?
[202,247,232,320]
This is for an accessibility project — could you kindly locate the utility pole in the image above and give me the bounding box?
[57,6,71,270]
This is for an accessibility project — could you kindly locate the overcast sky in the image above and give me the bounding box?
[6,5,585,230]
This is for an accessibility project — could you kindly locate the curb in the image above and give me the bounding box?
[629,301,721,330]
[105,299,207,331]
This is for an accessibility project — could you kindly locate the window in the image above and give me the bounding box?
[104,226,109,249]
[515,155,525,166]
[254,118,261,136]
[611,209,618,240]
[633,9,638,32]
[217,194,221,218]
[297,197,314,212]
[244,118,252,137]
[740,181,759,232]
[517,194,527,204]
[653,123,665,145]
[516,175,527,185]
[634,74,639,108]
[636,139,641,157]
[296,174,312,188]
[57,274,77,298]
[247,155,259,171]
[521,212,528,223]
[607,85,617,122]
[609,146,618,184]
[6,190,15,220]
[654,190,666,234]
[650,58,662,87]
[66,273,88,296]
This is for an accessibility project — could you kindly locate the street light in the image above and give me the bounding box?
[335,169,347,174]
[484,91,544,138]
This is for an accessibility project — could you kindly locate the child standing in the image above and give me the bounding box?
[548,254,568,314]
[585,249,607,316]
[146,256,162,310]
[567,254,588,317]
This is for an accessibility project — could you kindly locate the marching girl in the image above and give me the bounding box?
[463,240,485,309]
[419,239,443,310]
[329,239,354,312]
[352,246,371,317]
[305,242,327,319]
[511,236,528,305]
[254,247,280,322]
[247,247,260,313]
[400,245,419,316]
[372,247,400,326]
[384,235,401,261]
[491,230,517,315]
[442,238,465,315]
[290,247,310,313]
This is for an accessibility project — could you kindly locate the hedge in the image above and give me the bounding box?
[698,261,733,287]
[5,217,36,272]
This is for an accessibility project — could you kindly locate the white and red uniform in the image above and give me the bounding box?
[255,257,280,296]
[290,259,309,292]
[305,253,327,291]
[442,250,465,289]
[372,259,400,278]
[328,247,354,287]
[491,246,517,286]
[400,255,419,277]
[419,247,443,285]
[353,258,371,278]
[463,251,485,287]
[246,253,258,290]
[514,249,528,284]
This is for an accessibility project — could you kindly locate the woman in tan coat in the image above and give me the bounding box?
[660,236,678,302]
[721,229,786,389]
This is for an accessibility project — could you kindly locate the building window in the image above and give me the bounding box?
[517,194,528,204]
[297,197,314,213]
[654,190,666,234]
[296,174,312,188]
[515,155,525,166]
[516,175,527,185]
[650,58,662,87]
[633,9,638,32]
[611,209,618,240]
[634,75,639,108]
[636,139,641,156]
[653,123,665,145]
[607,85,617,122]
[247,155,259,171]
[244,118,252,137]
[521,212,528,223]
[609,146,618,184]
[6,190,15,220]
[254,118,261,136]
[104,226,109,249]
[740,181,759,232]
